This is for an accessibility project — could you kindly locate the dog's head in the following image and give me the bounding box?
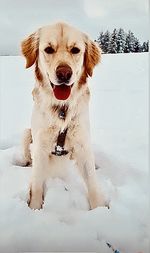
[21,22,101,101]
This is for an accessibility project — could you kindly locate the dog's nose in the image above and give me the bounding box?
[56,64,72,83]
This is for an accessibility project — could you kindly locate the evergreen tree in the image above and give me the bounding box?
[141,41,149,52]
[102,30,111,53]
[133,38,141,52]
[117,28,126,53]
[97,32,105,53]
[96,28,148,54]
[124,35,130,53]
[108,29,118,53]
[124,30,136,53]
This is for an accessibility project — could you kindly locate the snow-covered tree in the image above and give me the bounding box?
[124,30,136,53]
[141,41,149,52]
[97,32,105,53]
[96,28,148,54]
[102,30,111,53]
[133,38,142,52]
[108,29,118,54]
[117,28,126,53]
[96,31,111,53]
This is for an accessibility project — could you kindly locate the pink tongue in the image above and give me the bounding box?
[53,84,71,100]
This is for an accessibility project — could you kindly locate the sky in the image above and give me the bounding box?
[0,0,149,55]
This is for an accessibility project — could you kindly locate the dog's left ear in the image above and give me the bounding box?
[21,32,39,68]
[84,38,101,77]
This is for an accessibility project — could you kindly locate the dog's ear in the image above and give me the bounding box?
[21,32,39,68]
[84,37,101,77]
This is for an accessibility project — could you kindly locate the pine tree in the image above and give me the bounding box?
[141,41,149,52]
[97,32,105,53]
[124,30,136,53]
[124,35,130,53]
[96,28,148,54]
[117,28,126,53]
[102,30,111,53]
[133,38,141,52]
[108,29,118,54]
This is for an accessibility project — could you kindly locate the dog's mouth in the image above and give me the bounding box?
[50,82,73,100]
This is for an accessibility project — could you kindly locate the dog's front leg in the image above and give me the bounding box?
[28,129,52,210]
[75,147,106,209]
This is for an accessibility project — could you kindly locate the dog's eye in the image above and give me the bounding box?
[44,46,55,54]
[71,47,80,54]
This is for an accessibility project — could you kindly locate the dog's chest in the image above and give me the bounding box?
[31,102,80,147]
[31,91,90,159]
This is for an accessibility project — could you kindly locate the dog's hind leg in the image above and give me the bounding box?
[22,128,32,166]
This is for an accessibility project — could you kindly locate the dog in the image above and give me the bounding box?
[21,22,106,210]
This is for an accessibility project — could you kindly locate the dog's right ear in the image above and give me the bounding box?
[21,32,39,68]
[84,36,101,77]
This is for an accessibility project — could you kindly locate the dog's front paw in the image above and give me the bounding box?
[89,191,108,209]
[28,198,43,210]
[28,189,43,210]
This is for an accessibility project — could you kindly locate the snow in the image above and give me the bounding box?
[0,53,149,253]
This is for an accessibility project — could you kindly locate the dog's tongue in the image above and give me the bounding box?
[53,84,71,100]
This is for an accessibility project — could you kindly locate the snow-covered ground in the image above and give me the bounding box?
[0,53,149,253]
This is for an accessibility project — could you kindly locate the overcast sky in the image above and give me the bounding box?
[0,0,149,55]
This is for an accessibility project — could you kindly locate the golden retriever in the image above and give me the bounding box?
[21,22,106,210]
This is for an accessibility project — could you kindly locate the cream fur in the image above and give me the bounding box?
[21,22,105,210]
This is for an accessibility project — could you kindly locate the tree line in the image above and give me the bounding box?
[95,28,149,54]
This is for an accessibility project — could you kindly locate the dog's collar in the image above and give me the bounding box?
[58,105,68,120]
[52,128,68,156]
[51,105,69,156]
